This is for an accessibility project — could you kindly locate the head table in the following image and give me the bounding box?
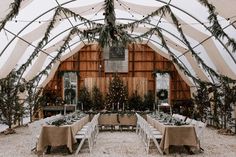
[36,115,89,153]
[147,115,199,154]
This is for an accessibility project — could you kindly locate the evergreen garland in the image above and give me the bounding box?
[0,0,236,127]
[198,0,236,52]
[1,0,234,85]
[165,6,221,80]
[13,7,62,84]
[155,27,203,84]
[29,27,78,84]
[0,0,23,32]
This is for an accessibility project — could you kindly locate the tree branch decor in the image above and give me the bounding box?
[0,70,25,129]
[0,0,236,129]
[0,0,23,32]
[198,0,236,52]
[2,0,235,85]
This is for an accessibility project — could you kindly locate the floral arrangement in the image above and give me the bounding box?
[46,112,85,126]
[151,112,188,126]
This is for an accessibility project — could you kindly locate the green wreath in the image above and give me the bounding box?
[157,89,168,100]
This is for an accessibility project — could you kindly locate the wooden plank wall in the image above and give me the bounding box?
[84,77,147,97]
[44,44,191,104]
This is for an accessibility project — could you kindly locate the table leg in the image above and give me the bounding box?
[184,145,194,155]
[46,146,51,154]
[67,147,72,154]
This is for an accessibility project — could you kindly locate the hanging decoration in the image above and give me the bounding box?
[157,89,168,100]
[1,0,234,85]
[0,0,236,126]
[0,0,23,32]
[198,0,236,52]
[82,0,136,48]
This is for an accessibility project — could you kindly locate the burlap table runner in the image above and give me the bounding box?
[37,115,89,153]
[147,115,198,154]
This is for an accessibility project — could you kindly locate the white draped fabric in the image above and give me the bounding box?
[0,0,235,89]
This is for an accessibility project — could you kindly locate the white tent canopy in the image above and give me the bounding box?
[0,0,236,88]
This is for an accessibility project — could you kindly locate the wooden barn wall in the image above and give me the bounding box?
[84,77,148,97]
[44,44,191,104]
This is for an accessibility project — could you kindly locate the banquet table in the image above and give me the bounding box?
[147,115,199,154]
[36,115,89,153]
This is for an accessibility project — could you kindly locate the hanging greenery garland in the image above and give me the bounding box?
[198,0,236,53]
[0,0,235,94]
[157,89,168,100]
[0,0,23,32]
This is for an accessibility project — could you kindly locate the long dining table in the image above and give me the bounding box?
[147,115,199,154]
[36,114,89,153]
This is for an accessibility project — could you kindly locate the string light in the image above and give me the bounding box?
[8,6,236,27]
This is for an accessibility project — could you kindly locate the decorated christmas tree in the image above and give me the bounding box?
[105,73,128,111]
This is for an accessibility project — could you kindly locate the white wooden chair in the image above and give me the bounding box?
[146,125,163,155]
[185,118,192,124]
[75,113,100,154]
[75,123,93,154]
[195,121,207,151]
[90,113,100,146]
[136,113,163,155]
[190,119,198,126]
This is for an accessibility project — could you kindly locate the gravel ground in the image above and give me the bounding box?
[0,120,235,157]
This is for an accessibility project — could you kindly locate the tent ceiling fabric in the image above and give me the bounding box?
[0,0,236,87]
